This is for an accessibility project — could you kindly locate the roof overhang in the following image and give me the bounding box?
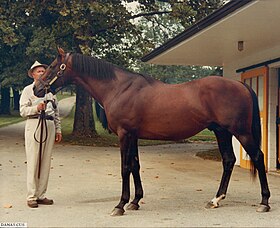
[142,0,280,66]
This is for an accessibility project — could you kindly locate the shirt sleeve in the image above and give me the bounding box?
[19,87,39,118]
[53,95,62,134]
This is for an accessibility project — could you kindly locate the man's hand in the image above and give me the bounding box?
[55,133,62,143]
[37,103,46,112]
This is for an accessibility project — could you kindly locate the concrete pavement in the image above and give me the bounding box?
[1,96,280,227]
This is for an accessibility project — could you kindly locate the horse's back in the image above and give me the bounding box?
[108,75,252,140]
[136,76,252,140]
[134,77,215,139]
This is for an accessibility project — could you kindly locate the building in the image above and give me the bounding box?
[142,0,280,171]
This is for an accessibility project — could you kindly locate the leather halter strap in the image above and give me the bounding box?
[48,52,71,86]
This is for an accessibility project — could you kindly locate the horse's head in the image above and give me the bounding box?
[33,47,71,97]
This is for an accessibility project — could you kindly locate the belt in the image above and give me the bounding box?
[27,115,54,121]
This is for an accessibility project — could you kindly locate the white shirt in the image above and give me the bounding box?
[19,82,61,133]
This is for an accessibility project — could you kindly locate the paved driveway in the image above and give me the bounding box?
[1,97,280,227]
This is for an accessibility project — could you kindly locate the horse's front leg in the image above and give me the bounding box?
[127,137,144,211]
[111,132,131,216]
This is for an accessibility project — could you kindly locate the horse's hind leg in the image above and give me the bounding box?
[238,134,270,212]
[206,129,236,209]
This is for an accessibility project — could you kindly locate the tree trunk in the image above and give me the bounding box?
[13,88,20,111]
[0,87,11,115]
[72,36,98,138]
[72,85,97,137]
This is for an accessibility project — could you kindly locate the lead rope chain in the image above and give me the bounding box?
[33,87,49,179]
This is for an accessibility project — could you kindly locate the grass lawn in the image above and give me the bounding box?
[0,93,72,128]
[0,111,23,128]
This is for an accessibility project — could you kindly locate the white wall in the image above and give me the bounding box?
[224,43,280,78]
[267,66,278,171]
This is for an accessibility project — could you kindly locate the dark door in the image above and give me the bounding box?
[277,72,280,169]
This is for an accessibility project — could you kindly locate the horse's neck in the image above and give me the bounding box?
[72,70,124,106]
[74,77,109,104]
[73,68,153,107]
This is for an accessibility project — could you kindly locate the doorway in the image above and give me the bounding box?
[241,66,268,170]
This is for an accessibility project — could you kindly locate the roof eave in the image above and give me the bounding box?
[141,0,253,63]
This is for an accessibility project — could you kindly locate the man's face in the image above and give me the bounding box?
[31,66,46,81]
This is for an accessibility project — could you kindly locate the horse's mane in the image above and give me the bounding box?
[137,72,157,84]
[72,53,116,80]
[72,53,156,84]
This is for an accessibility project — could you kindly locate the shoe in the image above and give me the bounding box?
[27,200,38,208]
[37,198,54,205]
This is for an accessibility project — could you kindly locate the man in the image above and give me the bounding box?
[20,61,62,208]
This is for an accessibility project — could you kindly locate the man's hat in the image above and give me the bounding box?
[28,61,48,78]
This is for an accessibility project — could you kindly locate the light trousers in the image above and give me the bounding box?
[25,119,55,201]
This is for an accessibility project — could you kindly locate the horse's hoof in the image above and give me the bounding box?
[126,202,140,210]
[256,204,270,212]
[205,201,219,209]
[110,207,125,216]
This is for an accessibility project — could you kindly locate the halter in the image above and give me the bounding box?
[49,52,71,86]
[39,52,71,92]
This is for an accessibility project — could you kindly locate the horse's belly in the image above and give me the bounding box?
[138,122,206,141]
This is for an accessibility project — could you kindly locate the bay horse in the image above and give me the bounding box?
[33,48,270,215]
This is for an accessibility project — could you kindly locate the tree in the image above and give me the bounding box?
[133,0,224,81]
[20,1,151,137]
[0,87,10,114]
[0,1,36,114]
[72,44,97,137]
[139,64,222,83]
[0,0,224,135]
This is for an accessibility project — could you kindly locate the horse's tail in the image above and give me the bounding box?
[94,100,109,131]
[243,83,261,177]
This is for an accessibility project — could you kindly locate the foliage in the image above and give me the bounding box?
[0,0,224,136]
[131,0,224,47]
[133,0,224,81]
[139,64,222,83]
[0,0,224,87]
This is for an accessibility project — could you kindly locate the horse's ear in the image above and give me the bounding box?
[56,46,65,56]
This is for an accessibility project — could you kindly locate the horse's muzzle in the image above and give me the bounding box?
[33,85,45,98]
